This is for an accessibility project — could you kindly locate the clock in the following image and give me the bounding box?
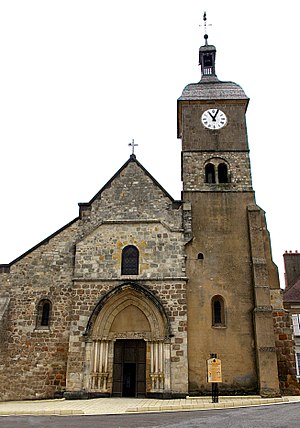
[201,109,227,129]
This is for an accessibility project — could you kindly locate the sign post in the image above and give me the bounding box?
[207,353,222,403]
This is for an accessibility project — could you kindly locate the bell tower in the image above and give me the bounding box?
[178,16,281,397]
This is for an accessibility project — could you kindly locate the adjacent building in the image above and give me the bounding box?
[283,251,300,379]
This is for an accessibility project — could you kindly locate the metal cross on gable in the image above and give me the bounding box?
[128,138,138,155]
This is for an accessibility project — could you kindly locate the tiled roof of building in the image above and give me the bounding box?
[283,278,300,302]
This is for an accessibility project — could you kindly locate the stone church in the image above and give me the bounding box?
[0,32,298,401]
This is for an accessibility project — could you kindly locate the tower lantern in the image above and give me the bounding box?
[198,12,217,80]
[199,42,217,79]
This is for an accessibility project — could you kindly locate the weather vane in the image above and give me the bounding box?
[128,138,138,155]
[199,11,212,44]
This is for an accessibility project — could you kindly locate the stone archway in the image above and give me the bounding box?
[83,284,171,397]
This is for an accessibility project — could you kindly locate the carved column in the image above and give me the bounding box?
[90,340,109,392]
[150,341,165,391]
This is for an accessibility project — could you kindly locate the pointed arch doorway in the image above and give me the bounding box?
[85,283,171,397]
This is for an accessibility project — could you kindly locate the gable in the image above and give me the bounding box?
[0,156,181,272]
[90,155,174,204]
[79,155,182,229]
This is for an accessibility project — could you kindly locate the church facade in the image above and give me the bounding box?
[0,35,298,401]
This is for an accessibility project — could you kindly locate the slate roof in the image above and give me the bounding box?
[179,80,248,101]
[284,278,300,302]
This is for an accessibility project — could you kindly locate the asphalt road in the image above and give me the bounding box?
[0,402,299,428]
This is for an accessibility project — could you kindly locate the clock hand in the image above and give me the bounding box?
[208,110,219,121]
[212,109,219,120]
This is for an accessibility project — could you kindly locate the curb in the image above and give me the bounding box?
[0,410,84,416]
[126,397,290,413]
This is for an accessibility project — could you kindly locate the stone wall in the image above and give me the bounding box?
[271,289,300,395]
[0,221,79,400]
[0,156,188,400]
[185,192,259,395]
[81,158,182,231]
[273,309,299,394]
[182,151,252,192]
[74,221,185,280]
[180,102,249,152]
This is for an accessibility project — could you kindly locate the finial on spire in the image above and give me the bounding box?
[128,138,138,156]
[199,11,212,45]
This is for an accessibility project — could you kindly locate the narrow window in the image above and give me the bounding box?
[213,300,222,324]
[205,163,215,184]
[41,302,50,326]
[197,253,204,260]
[121,245,139,275]
[37,299,51,329]
[212,296,225,327]
[218,163,229,183]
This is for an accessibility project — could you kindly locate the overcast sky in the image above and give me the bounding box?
[0,1,299,287]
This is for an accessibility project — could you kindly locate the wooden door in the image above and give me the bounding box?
[112,340,146,397]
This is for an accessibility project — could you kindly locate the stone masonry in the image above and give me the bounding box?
[0,156,189,400]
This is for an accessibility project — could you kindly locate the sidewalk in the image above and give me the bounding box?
[0,395,300,416]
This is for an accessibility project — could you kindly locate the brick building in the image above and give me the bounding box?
[0,32,298,400]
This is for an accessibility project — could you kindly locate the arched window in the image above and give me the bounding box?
[37,299,51,328]
[218,163,229,183]
[197,253,204,260]
[212,296,225,327]
[121,245,139,275]
[205,163,215,183]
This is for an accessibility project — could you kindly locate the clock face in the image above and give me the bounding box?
[201,109,227,129]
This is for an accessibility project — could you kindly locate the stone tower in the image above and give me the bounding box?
[178,33,281,396]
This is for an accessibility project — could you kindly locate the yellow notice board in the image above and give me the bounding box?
[207,358,222,383]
